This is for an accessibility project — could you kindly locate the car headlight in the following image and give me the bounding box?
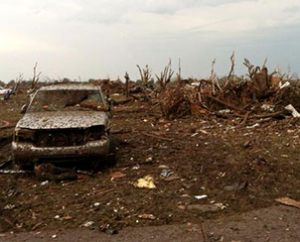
[85,125,105,142]
[15,129,35,142]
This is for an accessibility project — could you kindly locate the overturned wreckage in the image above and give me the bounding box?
[12,84,113,168]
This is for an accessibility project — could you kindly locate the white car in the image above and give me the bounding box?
[0,86,12,99]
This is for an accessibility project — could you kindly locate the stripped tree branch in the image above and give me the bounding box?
[176,58,182,82]
[224,51,236,88]
[262,58,268,69]
[137,64,151,86]
[209,58,221,95]
[227,51,235,79]
[124,72,130,97]
[156,59,174,91]
[31,62,41,90]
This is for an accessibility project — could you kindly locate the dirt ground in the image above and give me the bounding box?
[1,205,299,241]
[0,91,300,241]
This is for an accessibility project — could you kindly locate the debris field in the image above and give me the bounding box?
[0,59,300,235]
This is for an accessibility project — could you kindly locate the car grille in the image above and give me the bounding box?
[34,129,86,147]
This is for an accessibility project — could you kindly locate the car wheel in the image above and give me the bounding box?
[107,136,117,166]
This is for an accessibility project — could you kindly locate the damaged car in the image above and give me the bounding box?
[12,84,113,168]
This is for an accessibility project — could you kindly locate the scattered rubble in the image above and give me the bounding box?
[134,175,156,189]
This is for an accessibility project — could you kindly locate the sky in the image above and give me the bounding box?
[0,0,300,82]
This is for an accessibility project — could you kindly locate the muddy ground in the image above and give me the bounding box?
[1,205,300,241]
[0,91,300,239]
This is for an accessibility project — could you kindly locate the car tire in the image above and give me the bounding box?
[107,136,117,166]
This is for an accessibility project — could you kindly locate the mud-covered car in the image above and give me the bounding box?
[12,84,112,168]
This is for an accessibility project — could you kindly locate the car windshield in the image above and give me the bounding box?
[27,89,106,112]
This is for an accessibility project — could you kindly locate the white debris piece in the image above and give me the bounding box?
[217,109,231,114]
[94,202,100,207]
[246,123,260,129]
[83,221,95,227]
[285,104,300,118]
[40,180,49,186]
[194,195,208,200]
[280,81,290,89]
[261,104,275,112]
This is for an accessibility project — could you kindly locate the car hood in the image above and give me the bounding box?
[16,111,109,130]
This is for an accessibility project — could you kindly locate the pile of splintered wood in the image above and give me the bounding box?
[155,53,300,121]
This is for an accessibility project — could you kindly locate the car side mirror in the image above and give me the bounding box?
[20,104,28,114]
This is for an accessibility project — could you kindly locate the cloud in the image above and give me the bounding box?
[2,1,300,30]
[0,0,299,81]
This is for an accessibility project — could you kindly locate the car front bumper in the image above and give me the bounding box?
[12,137,110,162]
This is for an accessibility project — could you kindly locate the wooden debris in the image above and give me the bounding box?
[238,111,251,127]
[275,197,300,209]
[110,171,126,181]
[253,110,287,119]
[206,95,243,112]
[110,128,131,134]
[142,132,173,142]
[31,222,43,231]
[159,85,191,119]
[162,175,180,182]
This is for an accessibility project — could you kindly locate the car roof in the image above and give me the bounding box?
[39,84,100,91]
